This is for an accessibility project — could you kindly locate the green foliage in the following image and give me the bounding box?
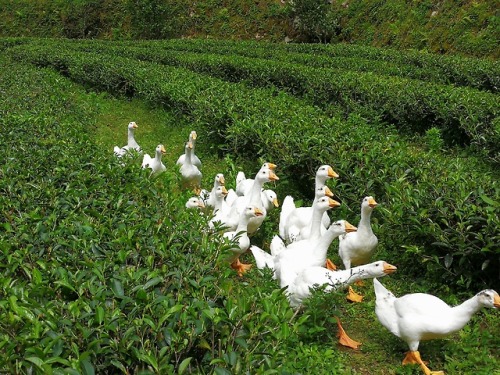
[0,38,499,373]
[290,0,340,43]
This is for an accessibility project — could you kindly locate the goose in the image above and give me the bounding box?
[179,141,202,193]
[141,144,166,177]
[185,197,205,209]
[250,234,287,272]
[279,164,338,243]
[176,130,201,167]
[208,186,230,229]
[338,196,378,302]
[225,167,279,235]
[279,185,334,244]
[288,261,397,349]
[223,206,264,276]
[374,278,500,375]
[274,219,356,290]
[235,163,277,196]
[261,189,279,212]
[205,173,226,208]
[114,121,141,157]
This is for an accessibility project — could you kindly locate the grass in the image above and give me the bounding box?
[88,91,500,374]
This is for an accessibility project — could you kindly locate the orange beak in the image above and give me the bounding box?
[221,186,228,196]
[324,186,334,197]
[268,171,279,181]
[219,176,225,185]
[328,167,339,178]
[328,198,341,208]
[493,294,500,309]
[160,145,166,154]
[265,162,277,170]
[273,198,279,207]
[383,263,398,274]
[344,221,357,233]
[368,197,378,208]
[254,207,264,217]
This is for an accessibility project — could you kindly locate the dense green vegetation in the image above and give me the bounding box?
[1,38,499,374]
[0,1,498,58]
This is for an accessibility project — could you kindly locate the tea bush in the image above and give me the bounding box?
[42,39,500,162]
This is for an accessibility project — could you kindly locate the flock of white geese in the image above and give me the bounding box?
[114,122,499,375]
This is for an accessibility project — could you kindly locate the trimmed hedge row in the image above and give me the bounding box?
[7,42,500,292]
[132,38,500,93]
[49,39,500,164]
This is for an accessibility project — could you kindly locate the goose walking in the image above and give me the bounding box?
[374,278,500,375]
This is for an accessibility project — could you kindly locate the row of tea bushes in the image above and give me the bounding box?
[6,42,499,292]
[134,38,500,93]
[52,39,500,164]
[0,55,342,374]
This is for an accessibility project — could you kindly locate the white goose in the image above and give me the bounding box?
[235,162,277,196]
[141,144,166,177]
[185,197,205,209]
[279,164,338,243]
[223,206,264,276]
[205,173,226,208]
[338,196,378,302]
[374,278,500,375]
[179,141,202,193]
[114,121,141,157]
[176,130,201,167]
[208,186,230,229]
[225,167,279,235]
[287,261,397,349]
[252,197,341,274]
[280,185,334,244]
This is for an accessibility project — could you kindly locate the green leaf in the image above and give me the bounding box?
[143,276,163,290]
[178,357,192,375]
[111,279,124,297]
[80,357,95,375]
[26,356,45,369]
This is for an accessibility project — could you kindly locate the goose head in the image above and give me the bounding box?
[243,206,264,219]
[189,130,197,142]
[255,168,279,183]
[156,144,166,156]
[316,165,339,184]
[314,185,334,200]
[328,220,357,236]
[360,261,398,278]
[215,186,228,199]
[362,196,378,209]
[128,121,138,130]
[476,290,500,309]
[215,173,225,186]
[261,189,279,210]
[186,197,205,209]
[316,196,341,213]
[261,162,277,171]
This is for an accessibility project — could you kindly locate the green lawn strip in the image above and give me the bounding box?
[42,39,500,163]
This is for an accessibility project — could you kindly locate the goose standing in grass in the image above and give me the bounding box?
[205,173,226,208]
[280,185,335,244]
[224,206,264,276]
[179,141,202,193]
[225,167,279,235]
[274,219,356,289]
[288,261,397,349]
[252,197,342,275]
[208,186,230,229]
[176,130,201,167]
[185,196,205,209]
[114,121,141,157]
[235,162,277,196]
[141,144,166,177]
[338,196,379,302]
[374,278,500,375]
[279,164,338,244]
